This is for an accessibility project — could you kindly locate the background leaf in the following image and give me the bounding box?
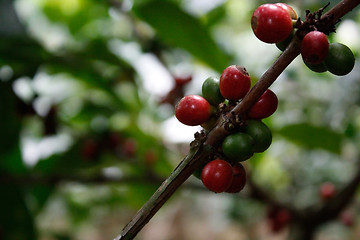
[133,1,231,72]
[276,123,343,154]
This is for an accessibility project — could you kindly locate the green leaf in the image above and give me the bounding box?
[28,185,54,214]
[0,82,26,174]
[133,1,231,72]
[276,123,343,154]
[202,4,227,28]
[0,186,37,240]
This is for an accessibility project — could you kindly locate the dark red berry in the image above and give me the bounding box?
[340,211,354,227]
[122,138,137,157]
[201,159,233,193]
[144,150,157,166]
[319,182,336,200]
[267,206,291,233]
[175,75,192,87]
[175,95,211,126]
[219,65,251,101]
[248,89,278,119]
[301,31,329,64]
[226,162,247,193]
[251,4,293,44]
[81,139,100,160]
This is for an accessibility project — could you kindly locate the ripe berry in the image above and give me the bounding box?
[340,211,354,227]
[275,3,297,20]
[144,150,157,166]
[81,139,100,160]
[226,162,247,193]
[248,89,278,119]
[219,65,251,101]
[251,4,293,44]
[175,95,211,126]
[245,120,272,153]
[324,43,355,76]
[267,207,291,233]
[319,182,336,200]
[222,133,254,162]
[301,31,329,64]
[122,138,137,157]
[202,76,224,106]
[174,75,192,87]
[201,159,233,193]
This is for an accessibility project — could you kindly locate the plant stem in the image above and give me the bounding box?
[114,142,212,240]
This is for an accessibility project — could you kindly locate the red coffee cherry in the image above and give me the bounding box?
[81,139,100,160]
[174,75,192,87]
[248,89,278,119]
[219,65,251,101]
[175,95,211,126]
[340,211,355,227]
[201,159,233,193]
[226,162,247,193]
[275,3,297,20]
[301,31,329,64]
[251,4,293,44]
[319,182,336,200]
[267,207,291,233]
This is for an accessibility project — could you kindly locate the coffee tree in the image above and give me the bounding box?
[0,0,359,240]
[117,0,360,239]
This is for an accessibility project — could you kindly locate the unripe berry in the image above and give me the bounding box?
[201,159,233,193]
[304,61,327,73]
[245,120,272,153]
[248,89,278,119]
[222,133,254,162]
[175,95,211,126]
[202,76,224,106]
[251,4,293,44]
[276,31,294,51]
[219,65,251,101]
[301,31,329,64]
[324,43,355,76]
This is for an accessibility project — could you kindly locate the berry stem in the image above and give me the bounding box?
[115,0,360,239]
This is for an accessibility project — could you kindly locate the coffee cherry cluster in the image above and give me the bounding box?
[201,159,246,193]
[175,65,278,127]
[301,31,355,76]
[251,3,355,76]
[175,65,278,193]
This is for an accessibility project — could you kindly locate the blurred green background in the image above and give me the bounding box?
[0,0,360,239]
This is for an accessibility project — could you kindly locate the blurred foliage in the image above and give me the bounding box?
[0,0,359,239]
